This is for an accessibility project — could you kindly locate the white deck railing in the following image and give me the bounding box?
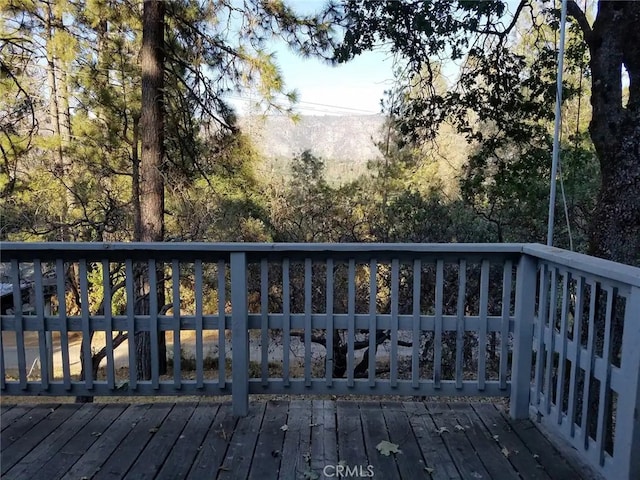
[1,242,638,479]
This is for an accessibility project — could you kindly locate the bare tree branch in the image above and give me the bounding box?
[567,0,593,46]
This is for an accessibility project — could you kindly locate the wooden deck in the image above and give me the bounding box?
[0,400,598,480]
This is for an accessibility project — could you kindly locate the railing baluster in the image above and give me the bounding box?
[412,259,420,389]
[580,280,597,449]
[545,267,558,414]
[194,260,204,389]
[261,259,269,387]
[326,258,334,387]
[567,275,585,436]
[347,259,356,388]
[369,259,377,388]
[510,254,537,419]
[283,258,290,386]
[434,260,444,389]
[595,286,614,465]
[0,316,5,390]
[555,271,571,425]
[499,260,512,391]
[125,259,136,390]
[304,258,312,387]
[478,259,489,392]
[615,285,640,480]
[172,259,181,389]
[149,259,159,390]
[218,260,226,387]
[34,259,49,389]
[102,260,115,390]
[79,259,93,390]
[456,259,466,390]
[534,264,550,406]
[230,252,248,417]
[56,259,71,390]
[390,259,399,388]
[10,259,26,389]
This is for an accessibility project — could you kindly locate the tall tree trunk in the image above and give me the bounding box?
[58,68,72,154]
[58,57,76,239]
[587,2,640,267]
[132,115,142,242]
[44,3,67,241]
[140,0,165,244]
[136,0,166,380]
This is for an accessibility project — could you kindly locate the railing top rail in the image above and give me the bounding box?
[0,241,526,253]
[523,243,640,288]
[2,242,638,287]
[0,242,526,262]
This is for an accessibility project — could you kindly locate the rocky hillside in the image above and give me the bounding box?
[239,115,385,183]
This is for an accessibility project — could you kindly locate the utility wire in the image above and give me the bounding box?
[225,94,380,115]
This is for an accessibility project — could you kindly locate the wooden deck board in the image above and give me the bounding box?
[426,402,493,480]
[447,403,520,480]
[1,403,81,475]
[472,403,553,480]
[1,405,35,431]
[403,401,462,480]
[499,407,583,480]
[1,404,68,449]
[360,402,401,480]
[42,403,129,480]
[0,400,598,480]
[155,403,219,480]
[126,403,197,480]
[185,402,236,480]
[63,404,152,480]
[382,402,430,479]
[2,403,106,480]
[247,400,288,480]
[217,402,266,480]
[280,399,312,479]
[310,399,338,475]
[337,401,369,468]
[93,403,173,480]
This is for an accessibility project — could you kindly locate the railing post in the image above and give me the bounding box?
[614,286,640,480]
[230,252,249,417]
[510,254,537,419]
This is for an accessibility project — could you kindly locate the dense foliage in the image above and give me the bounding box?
[1,0,623,258]
[331,0,638,266]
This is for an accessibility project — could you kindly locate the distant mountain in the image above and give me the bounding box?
[239,115,385,183]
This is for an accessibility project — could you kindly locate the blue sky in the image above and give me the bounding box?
[227,0,396,116]
[227,46,396,116]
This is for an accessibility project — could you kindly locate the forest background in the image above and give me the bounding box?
[1,0,616,253]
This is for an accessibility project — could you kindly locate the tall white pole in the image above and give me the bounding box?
[547,0,568,246]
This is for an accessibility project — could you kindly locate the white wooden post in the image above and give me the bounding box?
[231,252,249,417]
[510,254,537,419]
[613,286,640,480]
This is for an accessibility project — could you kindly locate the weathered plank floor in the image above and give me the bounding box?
[1,400,594,480]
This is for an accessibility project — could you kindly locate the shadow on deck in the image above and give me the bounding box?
[1,400,600,480]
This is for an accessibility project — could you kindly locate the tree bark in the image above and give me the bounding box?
[586,2,640,267]
[44,3,67,241]
[132,115,141,241]
[136,0,166,380]
[140,0,165,245]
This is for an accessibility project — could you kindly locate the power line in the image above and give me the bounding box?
[224,94,381,115]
